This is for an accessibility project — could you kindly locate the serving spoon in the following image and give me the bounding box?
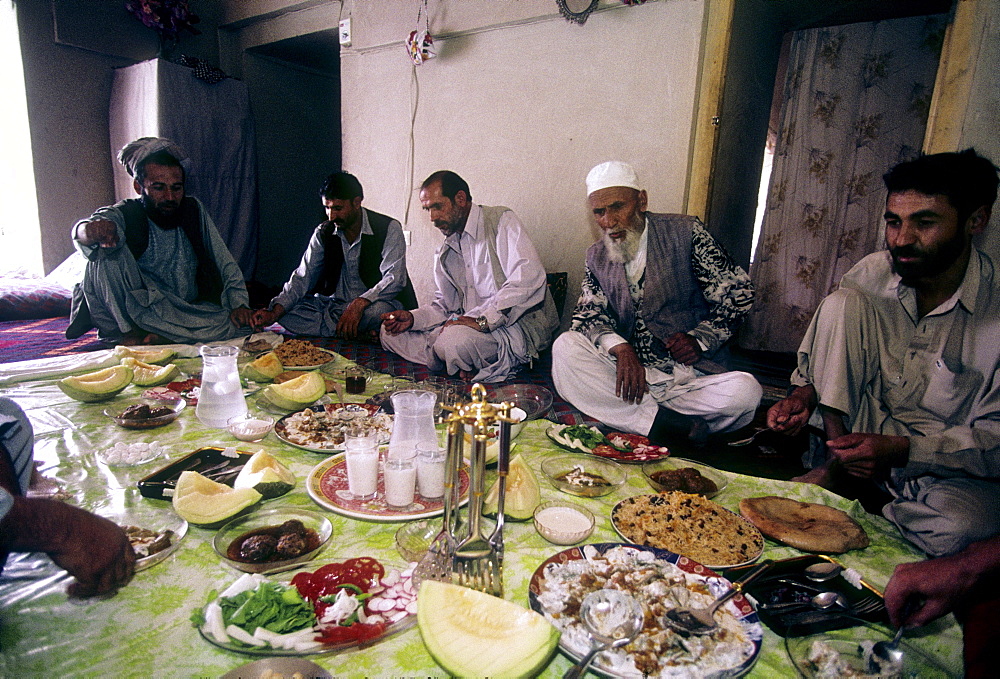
[804,561,842,582]
[663,560,773,636]
[563,590,644,679]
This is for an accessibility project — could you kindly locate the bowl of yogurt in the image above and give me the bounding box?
[533,499,595,545]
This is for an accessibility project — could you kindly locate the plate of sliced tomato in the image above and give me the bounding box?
[197,556,417,655]
[546,424,670,464]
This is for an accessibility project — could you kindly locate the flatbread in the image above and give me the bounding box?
[739,496,869,553]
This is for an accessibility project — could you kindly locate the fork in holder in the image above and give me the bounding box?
[413,417,463,588]
[452,416,503,596]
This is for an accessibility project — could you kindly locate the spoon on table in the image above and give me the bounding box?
[563,590,644,679]
[804,561,843,582]
[663,560,774,636]
[758,590,849,612]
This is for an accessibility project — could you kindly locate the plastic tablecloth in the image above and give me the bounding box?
[0,353,963,677]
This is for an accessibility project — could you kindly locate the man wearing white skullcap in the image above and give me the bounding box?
[552,161,762,443]
[68,137,253,344]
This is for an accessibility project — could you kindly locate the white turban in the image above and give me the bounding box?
[586,161,641,195]
[117,137,188,178]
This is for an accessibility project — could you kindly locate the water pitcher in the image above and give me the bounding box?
[388,389,438,460]
[196,345,247,428]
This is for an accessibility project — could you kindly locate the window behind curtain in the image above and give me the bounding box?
[0,0,42,276]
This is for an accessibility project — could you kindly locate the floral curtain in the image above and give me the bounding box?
[740,15,947,354]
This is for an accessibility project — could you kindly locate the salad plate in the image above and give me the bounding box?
[198,556,418,656]
[528,543,762,678]
[306,455,470,522]
[546,424,671,464]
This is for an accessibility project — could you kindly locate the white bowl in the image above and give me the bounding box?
[227,414,274,442]
[533,500,595,545]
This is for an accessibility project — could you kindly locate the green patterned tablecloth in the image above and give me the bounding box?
[0,351,963,677]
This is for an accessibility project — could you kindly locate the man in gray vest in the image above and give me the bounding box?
[380,171,558,382]
[252,172,416,339]
[69,137,252,345]
[552,161,762,443]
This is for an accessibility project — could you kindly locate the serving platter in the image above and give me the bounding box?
[199,557,417,656]
[275,344,341,370]
[545,424,670,464]
[528,543,763,678]
[274,404,391,453]
[306,455,470,522]
[137,447,253,500]
[611,493,764,569]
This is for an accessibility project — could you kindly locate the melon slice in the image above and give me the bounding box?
[261,371,326,410]
[120,357,181,387]
[233,450,295,499]
[113,346,177,365]
[58,365,134,402]
[417,580,559,677]
[172,470,262,527]
[483,453,540,521]
[243,352,284,382]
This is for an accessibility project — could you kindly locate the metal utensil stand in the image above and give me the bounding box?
[413,384,515,597]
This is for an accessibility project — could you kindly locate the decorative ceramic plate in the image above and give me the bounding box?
[274,404,391,453]
[528,542,763,678]
[611,493,764,569]
[199,557,417,656]
[306,455,470,522]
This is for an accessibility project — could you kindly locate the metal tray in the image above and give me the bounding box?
[137,447,252,500]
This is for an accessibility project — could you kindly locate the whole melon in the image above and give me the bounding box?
[58,366,134,402]
[172,471,262,527]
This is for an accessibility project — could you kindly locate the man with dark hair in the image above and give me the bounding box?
[252,171,415,339]
[552,161,761,443]
[768,149,1000,558]
[0,397,135,597]
[69,137,253,345]
[380,170,558,381]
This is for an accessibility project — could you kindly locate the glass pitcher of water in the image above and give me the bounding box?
[196,345,247,428]
[388,390,438,460]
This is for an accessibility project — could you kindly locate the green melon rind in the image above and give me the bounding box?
[172,470,263,527]
[57,366,134,402]
[243,352,284,382]
[233,450,295,499]
[112,346,177,365]
[483,453,540,521]
[417,580,559,677]
[120,358,181,387]
[261,371,326,410]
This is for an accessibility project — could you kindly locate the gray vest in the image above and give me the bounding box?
[480,205,560,358]
[586,212,710,345]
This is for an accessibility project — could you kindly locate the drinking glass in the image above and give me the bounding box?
[384,456,417,508]
[416,443,446,499]
[344,421,379,500]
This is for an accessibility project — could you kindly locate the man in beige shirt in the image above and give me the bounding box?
[768,149,1000,558]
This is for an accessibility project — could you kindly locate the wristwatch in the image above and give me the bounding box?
[475,316,489,332]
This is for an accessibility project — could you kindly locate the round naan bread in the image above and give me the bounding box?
[738,496,870,553]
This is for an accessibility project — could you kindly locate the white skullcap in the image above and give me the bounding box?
[118,137,188,178]
[586,161,641,195]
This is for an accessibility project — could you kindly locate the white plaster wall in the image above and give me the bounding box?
[340,0,706,317]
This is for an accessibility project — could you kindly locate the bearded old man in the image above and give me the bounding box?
[552,161,761,444]
[767,149,1000,559]
[67,137,252,345]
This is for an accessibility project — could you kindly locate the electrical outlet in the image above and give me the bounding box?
[338,18,352,47]
[403,230,411,246]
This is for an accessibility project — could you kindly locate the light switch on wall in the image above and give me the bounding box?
[339,18,352,47]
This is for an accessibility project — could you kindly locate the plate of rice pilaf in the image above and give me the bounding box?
[529,543,762,678]
[273,339,340,369]
[611,492,764,569]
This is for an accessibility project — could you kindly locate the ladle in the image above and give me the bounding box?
[563,590,644,679]
[662,560,773,636]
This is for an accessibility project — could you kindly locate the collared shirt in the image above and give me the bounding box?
[273,208,407,311]
[410,203,548,332]
[794,249,1000,479]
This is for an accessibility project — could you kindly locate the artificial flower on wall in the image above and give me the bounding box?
[406,0,436,65]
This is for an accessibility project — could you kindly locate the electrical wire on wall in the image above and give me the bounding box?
[404,63,420,227]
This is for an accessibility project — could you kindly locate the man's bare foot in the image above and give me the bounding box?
[457,370,475,380]
[791,463,835,487]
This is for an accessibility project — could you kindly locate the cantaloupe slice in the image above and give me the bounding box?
[58,366,134,402]
[233,450,295,499]
[243,352,284,382]
[261,371,326,410]
[483,453,540,521]
[417,580,559,677]
[120,357,181,387]
[172,470,262,527]
[113,346,177,364]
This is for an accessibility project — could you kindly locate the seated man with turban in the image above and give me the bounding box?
[67,137,253,345]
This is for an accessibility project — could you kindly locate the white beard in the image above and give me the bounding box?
[604,219,644,264]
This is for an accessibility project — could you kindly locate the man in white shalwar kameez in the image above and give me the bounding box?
[380,171,558,383]
[67,137,252,345]
[552,161,761,443]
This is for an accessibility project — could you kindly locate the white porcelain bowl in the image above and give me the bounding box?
[533,500,595,545]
